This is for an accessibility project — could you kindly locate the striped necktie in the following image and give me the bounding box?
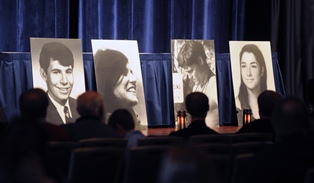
[63,106,71,123]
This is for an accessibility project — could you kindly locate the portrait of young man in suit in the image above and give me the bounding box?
[31,38,85,125]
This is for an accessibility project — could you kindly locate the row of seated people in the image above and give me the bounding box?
[1,88,314,183]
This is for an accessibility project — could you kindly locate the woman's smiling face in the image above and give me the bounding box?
[113,63,138,107]
[240,52,262,90]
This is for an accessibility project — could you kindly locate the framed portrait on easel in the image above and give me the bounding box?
[171,39,219,128]
[229,41,276,125]
[91,40,148,129]
[30,38,85,125]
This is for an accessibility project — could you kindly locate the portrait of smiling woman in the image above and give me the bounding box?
[92,40,147,128]
[230,41,275,125]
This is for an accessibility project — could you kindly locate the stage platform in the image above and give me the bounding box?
[141,125,241,136]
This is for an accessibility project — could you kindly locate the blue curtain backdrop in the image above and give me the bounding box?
[0,0,245,53]
[78,0,244,53]
[0,52,285,126]
[0,0,70,52]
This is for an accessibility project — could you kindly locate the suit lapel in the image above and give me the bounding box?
[46,97,64,125]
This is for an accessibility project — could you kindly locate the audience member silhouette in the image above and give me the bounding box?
[0,118,58,183]
[158,145,212,183]
[18,88,70,141]
[62,91,119,141]
[0,88,64,183]
[307,78,314,131]
[239,97,314,183]
[169,92,218,140]
[108,109,145,148]
[0,106,8,140]
[237,90,282,134]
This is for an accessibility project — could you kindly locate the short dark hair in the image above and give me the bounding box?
[177,41,207,68]
[108,109,135,131]
[19,88,49,119]
[258,90,282,118]
[185,92,209,118]
[39,42,74,72]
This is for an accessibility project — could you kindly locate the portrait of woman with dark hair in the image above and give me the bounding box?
[92,40,149,129]
[94,49,139,123]
[230,41,275,125]
[237,44,267,119]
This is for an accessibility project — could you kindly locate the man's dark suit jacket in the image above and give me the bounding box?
[169,119,218,140]
[46,97,79,125]
[236,118,274,134]
[61,115,119,141]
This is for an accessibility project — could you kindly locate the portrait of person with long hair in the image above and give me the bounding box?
[92,40,147,129]
[230,41,275,125]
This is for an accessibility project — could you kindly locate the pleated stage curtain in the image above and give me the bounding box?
[78,0,245,53]
[0,0,70,52]
[0,52,285,127]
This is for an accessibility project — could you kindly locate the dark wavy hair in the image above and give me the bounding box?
[177,41,207,68]
[238,44,267,109]
[94,49,130,114]
[39,42,74,72]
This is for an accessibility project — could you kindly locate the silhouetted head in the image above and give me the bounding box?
[307,79,314,105]
[19,88,49,119]
[271,96,310,142]
[76,91,104,120]
[258,90,283,119]
[185,92,209,119]
[108,109,135,137]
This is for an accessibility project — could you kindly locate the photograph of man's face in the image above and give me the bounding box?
[41,59,74,105]
[31,38,85,125]
[31,38,85,99]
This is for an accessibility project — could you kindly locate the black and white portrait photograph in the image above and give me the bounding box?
[30,38,86,125]
[91,40,147,128]
[171,39,219,128]
[229,41,276,125]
